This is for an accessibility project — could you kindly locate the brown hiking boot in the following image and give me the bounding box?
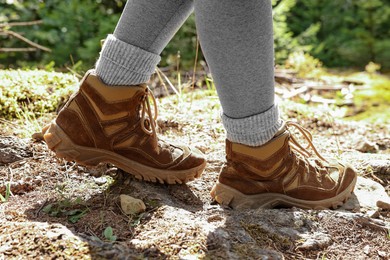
[211,121,357,209]
[43,70,206,184]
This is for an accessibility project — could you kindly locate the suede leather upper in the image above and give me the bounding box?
[56,71,205,171]
[219,130,357,202]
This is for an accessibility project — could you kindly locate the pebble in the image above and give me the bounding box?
[94,177,107,185]
[356,139,379,153]
[376,200,390,210]
[363,245,370,255]
[368,160,390,175]
[120,195,146,215]
[378,250,387,258]
[367,210,380,218]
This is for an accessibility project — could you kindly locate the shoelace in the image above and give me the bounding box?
[285,121,328,163]
[140,87,158,135]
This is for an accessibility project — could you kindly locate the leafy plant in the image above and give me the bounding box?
[204,77,215,91]
[285,51,324,78]
[130,213,145,227]
[272,0,300,63]
[288,0,390,68]
[103,226,117,242]
[42,197,89,223]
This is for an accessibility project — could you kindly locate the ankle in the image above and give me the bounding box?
[222,105,283,147]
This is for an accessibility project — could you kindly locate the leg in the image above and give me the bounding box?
[43,0,206,184]
[195,0,357,209]
[96,0,194,85]
[195,0,281,146]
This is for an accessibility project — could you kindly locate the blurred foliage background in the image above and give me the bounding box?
[1,0,389,71]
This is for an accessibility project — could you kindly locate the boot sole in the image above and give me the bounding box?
[210,177,357,210]
[43,121,206,184]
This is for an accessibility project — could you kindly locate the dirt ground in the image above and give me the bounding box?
[0,89,389,259]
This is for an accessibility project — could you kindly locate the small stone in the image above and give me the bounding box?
[297,232,332,250]
[368,160,390,175]
[32,132,44,141]
[94,177,107,185]
[356,139,379,153]
[378,250,387,258]
[363,245,370,255]
[120,195,146,215]
[376,200,390,210]
[367,210,380,218]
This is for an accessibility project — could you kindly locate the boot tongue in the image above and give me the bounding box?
[85,72,147,101]
[229,131,289,161]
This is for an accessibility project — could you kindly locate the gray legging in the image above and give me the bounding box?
[95,0,282,147]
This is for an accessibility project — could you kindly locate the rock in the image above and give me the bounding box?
[0,221,139,259]
[297,232,332,250]
[0,136,32,165]
[339,177,390,213]
[367,210,380,218]
[378,250,387,258]
[356,139,379,153]
[206,228,231,251]
[363,245,370,255]
[94,176,107,185]
[376,200,390,210]
[31,131,44,141]
[0,221,90,257]
[366,159,390,175]
[120,195,146,215]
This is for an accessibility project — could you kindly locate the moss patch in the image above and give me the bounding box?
[0,69,78,119]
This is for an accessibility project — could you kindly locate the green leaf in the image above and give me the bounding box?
[42,204,53,213]
[103,226,113,238]
[103,226,117,242]
[65,209,83,216]
[68,209,88,223]
[0,194,6,203]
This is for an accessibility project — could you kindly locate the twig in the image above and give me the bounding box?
[355,217,388,233]
[155,67,180,96]
[35,199,48,218]
[191,37,200,90]
[155,68,171,97]
[283,86,309,99]
[0,47,37,52]
[369,172,385,185]
[0,20,43,28]
[189,37,200,109]
[1,30,51,52]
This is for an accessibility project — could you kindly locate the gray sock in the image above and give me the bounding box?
[95,34,160,85]
[222,104,283,146]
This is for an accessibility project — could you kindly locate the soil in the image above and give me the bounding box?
[0,90,389,259]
